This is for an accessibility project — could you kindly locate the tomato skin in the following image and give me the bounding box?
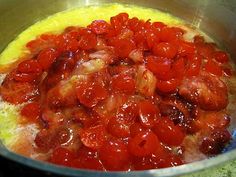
[50,147,76,166]
[13,72,39,82]
[160,27,184,42]
[37,48,59,70]
[108,116,130,138]
[0,78,38,104]
[152,22,166,32]
[172,57,186,79]
[157,154,183,168]
[204,59,222,76]
[76,82,108,108]
[128,17,140,32]
[35,127,72,152]
[108,102,138,138]
[130,123,146,137]
[21,102,40,122]
[110,13,129,31]
[177,40,196,56]
[214,51,229,63]
[153,42,177,59]
[153,117,185,146]
[132,147,183,170]
[77,29,97,50]
[71,146,104,170]
[146,29,160,49]
[26,36,55,54]
[111,74,136,94]
[186,54,202,77]
[156,78,180,93]
[88,20,110,34]
[134,29,149,50]
[80,125,107,150]
[146,56,173,80]
[99,139,130,171]
[194,112,230,131]
[139,100,160,128]
[112,38,136,58]
[128,130,161,157]
[17,59,42,74]
[55,34,79,52]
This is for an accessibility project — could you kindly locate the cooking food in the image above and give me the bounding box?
[0,4,235,171]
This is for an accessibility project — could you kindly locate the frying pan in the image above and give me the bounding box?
[0,0,236,176]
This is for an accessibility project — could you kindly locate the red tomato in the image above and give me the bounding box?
[37,48,59,70]
[146,30,159,49]
[110,13,129,31]
[0,79,38,104]
[26,38,46,53]
[17,59,42,73]
[111,74,136,94]
[73,108,98,128]
[108,116,130,138]
[139,100,160,128]
[71,146,104,170]
[214,51,229,63]
[172,57,186,79]
[146,56,173,80]
[194,112,230,130]
[128,130,161,157]
[160,27,184,42]
[35,127,72,152]
[186,54,202,77]
[80,125,106,150]
[40,33,57,41]
[152,22,166,32]
[76,82,108,108]
[204,59,223,76]
[88,20,110,34]
[77,29,97,50]
[177,40,196,56]
[157,155,183,168]
[112,38,136,58]
[108,102,138,138]
[153,117,185,146]
[55,34,79,52]
[130,123,146,137]
[134,29,148,50]
[156,78,180,93]
[153,42,177,59]
[21,102,40,122]
[133,148,182,170]
[50,147,76,166]
[13,72,39,82]
[132,156,155,170]
[99,139,130,171]
[128,17,140,32]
